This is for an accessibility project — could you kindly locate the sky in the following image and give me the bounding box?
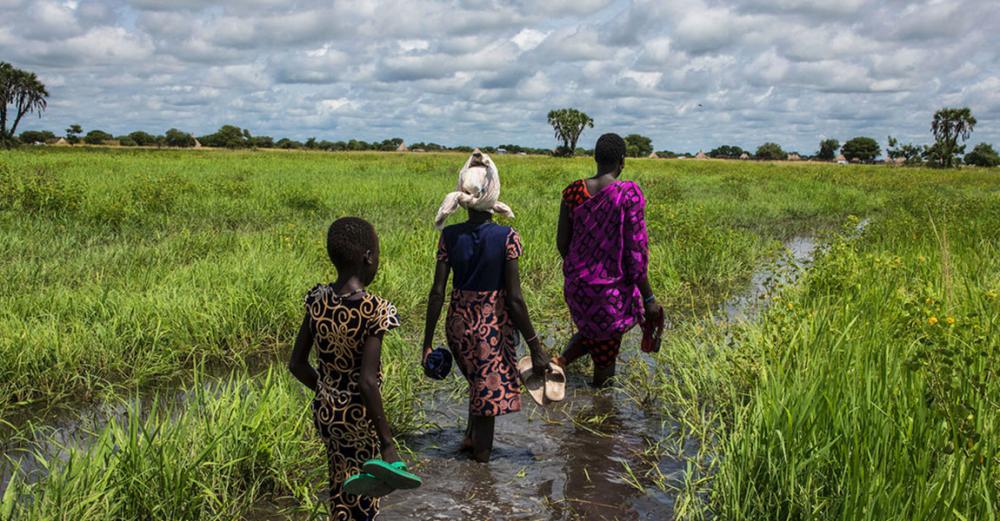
[2,0,999,154]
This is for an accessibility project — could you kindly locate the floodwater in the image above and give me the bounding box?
[383,343,687,521]
[1,229,842,519]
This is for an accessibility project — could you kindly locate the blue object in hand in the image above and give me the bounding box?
[425,348,452,380]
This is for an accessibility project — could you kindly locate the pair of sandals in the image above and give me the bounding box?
[343,459,422,498]
[518,357,566,406]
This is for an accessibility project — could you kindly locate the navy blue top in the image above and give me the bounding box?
[437,221,523,292]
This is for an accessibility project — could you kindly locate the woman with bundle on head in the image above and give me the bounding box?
[422,149,555,462]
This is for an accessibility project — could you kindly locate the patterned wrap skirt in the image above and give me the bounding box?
[445,289,522,416]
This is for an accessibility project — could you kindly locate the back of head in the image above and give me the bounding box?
[327,217,379,271]
[594,133,626,168]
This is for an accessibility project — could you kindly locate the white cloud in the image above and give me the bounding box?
[0,0,996,153]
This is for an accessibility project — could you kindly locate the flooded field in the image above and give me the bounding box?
[2,149,998,520]
[2,231,818,520]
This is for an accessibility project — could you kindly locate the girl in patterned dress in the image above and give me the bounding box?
[423,150,549,462]
[555,133,664,387]
[289,217,403,520]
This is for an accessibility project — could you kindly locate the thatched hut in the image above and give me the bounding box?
[787,153,801,161]
[648,151,658,159]
[396,141,408,152]
[695,150,707,160]
[739,152,750,160]
[54,137,69,146]
[193,139,203,149]
[835,154,847,164]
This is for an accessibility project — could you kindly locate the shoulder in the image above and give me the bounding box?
[364,292,400,333]
[562,179,586,197]
[504,226,523,259]
[304,283,329,309]
[562,179,588,208]
[619,180,645,205]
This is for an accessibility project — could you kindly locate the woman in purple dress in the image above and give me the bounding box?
[554,133,663,387]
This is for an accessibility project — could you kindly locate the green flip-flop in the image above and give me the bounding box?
[343,472,394,497]
[361,459,422,490]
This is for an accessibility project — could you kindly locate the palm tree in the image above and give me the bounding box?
[929,107,976,168]
[1,62,49,144]
[547,108,594,156]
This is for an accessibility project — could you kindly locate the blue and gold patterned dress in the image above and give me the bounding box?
[304,285,400,521]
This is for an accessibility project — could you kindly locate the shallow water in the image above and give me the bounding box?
[1,230,842,518]
[383,359,686,521]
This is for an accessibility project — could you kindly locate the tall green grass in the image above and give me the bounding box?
[2,148,999,519]
[646,195,1000,519]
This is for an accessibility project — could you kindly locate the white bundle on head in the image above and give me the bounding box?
[434,150,514,230]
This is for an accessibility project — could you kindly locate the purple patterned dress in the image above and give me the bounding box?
[562,180,649,365]
[437,221,524,416]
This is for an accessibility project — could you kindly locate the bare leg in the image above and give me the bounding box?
[559,332,586,366]
[592,360,616,388]
[461,412,474,452]
[470,415,495,463]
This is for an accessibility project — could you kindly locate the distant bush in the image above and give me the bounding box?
[117,137,137,147]
[709,145,746,159]
[817,139,839,161]
[84,130,113,145]
[842,137,880,162]
[964,143,999,167]
[129,131,158,147]
[624,134,653,157]
[19,130,56,144]
[755,142,785,160]
[164,128,196,148]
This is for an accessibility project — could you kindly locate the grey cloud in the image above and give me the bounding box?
[0,0,997,153]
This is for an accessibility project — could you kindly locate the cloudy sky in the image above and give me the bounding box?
[3,0,998,153]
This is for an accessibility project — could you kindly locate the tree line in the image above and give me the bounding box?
[5,61,997,167]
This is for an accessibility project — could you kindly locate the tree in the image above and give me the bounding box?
[128,131,157,146]
[200,125,248,148]
[250,135,274,148]
[19,130,55,144]
[755,142,785,160]
[624,134,653,157]
[83,129,113,145]
[66,124,82,144]
[964,143,1000,167]
[164,128,195,147]
[841,136,880,162]
[708,145,746,159]
[886,136,922,165]
[547,108,593,156]
[1,62,49,145]
[928,107,976,168]
[817,139,839,161]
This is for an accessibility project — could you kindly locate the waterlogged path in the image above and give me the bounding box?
[1,230,835,519]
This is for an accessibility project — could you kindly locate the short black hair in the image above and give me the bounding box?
[594,133,626,165]
[327,217,378,269]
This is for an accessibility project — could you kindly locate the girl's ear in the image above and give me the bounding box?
[363,249,375,265]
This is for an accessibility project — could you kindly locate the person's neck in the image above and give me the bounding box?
[467,210,493,224]
[332,271,366,296]
[593,165,620,179]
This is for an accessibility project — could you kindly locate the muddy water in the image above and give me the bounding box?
[1,230,839,518]
[383,346,684,521]
[720,233,819,322]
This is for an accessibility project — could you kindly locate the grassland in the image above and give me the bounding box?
[1,148,998,519]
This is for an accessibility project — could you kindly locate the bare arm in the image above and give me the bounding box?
[421,259,450,364]
[288,314,318,392]
[504,258,548,372]
[557,203,572,259]
[359,332,400,463]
